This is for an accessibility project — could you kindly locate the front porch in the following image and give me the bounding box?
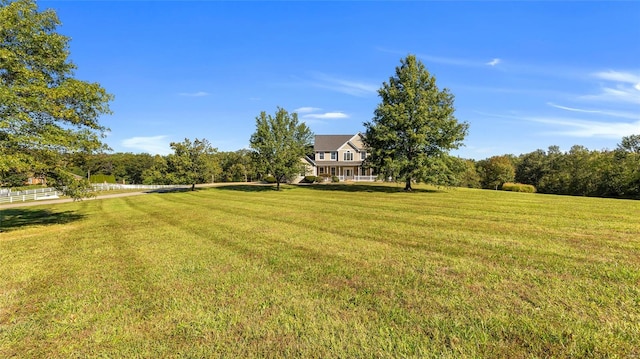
[337,175,377,182]
[316,164,376,182]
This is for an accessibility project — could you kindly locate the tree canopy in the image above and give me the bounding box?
[143,138,218,190]
[0,0,112,197]
[363,55,469,191]
[249,107,313,190]
[478,155,516,190]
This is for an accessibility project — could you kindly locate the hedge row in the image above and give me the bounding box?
[501,182,536,193]
[90,174,116,184]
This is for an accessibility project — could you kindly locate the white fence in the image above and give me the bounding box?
[91,183,189,191]
[0,184,188,204]
[0,187,60,204]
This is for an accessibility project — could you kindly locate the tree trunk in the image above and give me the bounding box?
[191,183,195,191]
[404,178,412,191]
[276,180,281,191]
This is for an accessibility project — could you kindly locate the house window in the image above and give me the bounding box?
[331,167,336,176]
[344,151,353,161]
[360,151,367,160]
[319,167,324,174]
[331,152,337,160]
[319,152,324,160]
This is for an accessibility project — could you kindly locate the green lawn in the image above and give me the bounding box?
[1,183,639,358]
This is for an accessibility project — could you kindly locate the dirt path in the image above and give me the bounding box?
[0,182,261,209]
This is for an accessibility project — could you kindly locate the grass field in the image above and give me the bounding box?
[1,183,639,358]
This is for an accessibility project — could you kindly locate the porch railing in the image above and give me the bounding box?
[337,175,377,182]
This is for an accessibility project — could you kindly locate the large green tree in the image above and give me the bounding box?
[165,138,218,191]
[478,155,516,190]
[363,55,469,191]
[218,149,257,182]
[249,107,313,190]
[1,0,112,197]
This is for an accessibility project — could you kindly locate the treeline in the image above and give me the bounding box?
[4,135,638,200]
[458,135,640,199]
[61,148,261,186]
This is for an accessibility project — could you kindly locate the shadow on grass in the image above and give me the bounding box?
[303,183,443,193]
[0,208,85,232]
[145,187,193,194]
[212,184,285,192]
[214,183,443,193]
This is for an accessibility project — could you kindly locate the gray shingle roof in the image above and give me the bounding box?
[314,135,357,151]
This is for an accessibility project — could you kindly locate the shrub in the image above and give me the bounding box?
[263,176,276,184]
[89,174,116,183]
[332,176,340,183]
[316,173,331,183]
[502,182,536,193]
[302,176,317,183]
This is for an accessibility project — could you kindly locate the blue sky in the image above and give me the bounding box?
[43,1,640,159]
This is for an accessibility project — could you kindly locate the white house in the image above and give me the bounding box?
[305,134,376,182]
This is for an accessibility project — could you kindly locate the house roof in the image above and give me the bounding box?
[314,134,361,151]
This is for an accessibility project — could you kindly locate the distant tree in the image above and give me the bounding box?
[611,135,640,197]
[249,107,313,190]
[142,155,170,185]
[0,170,28,187]
[456,159,481,188]
[566,145,600,196]
[538,146,570,194]
[618,134,640,154]
[515,149,547,188]
[167,138,218,191]
[0,0,112,199]
[111,153,155,184]
[478,155,515,190]
[363,55,469,191]
[217,149,257,182]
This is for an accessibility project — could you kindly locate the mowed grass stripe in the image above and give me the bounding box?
[134,187,640,350]
[115,193,430,356]
[1,184,639,357]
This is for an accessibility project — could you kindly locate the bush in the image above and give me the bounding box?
[90,174,116,184]
[501,182,536,193]
[263,176,276,184]
[302,176,317,183]
[316,173,331,183]
[332,176,339,183]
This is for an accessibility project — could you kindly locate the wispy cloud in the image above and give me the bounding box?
[593,70,640,85]
[179,91,210,97]
[415,53,478,67]
[302,112,349,120]
[377,47,502,69]
[294,107,321,114]
[529,117,640,139]
[486,58,501,66]
[308,73,378,97]
[121,135,171,155]
[547,102,640,120]
[583,70,640,105]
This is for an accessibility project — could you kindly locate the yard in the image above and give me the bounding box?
[1,183,639,357]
